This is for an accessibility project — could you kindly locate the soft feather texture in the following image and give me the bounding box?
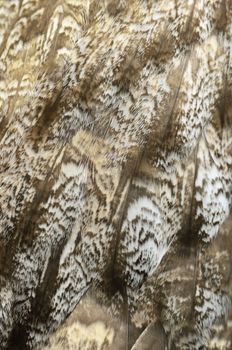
[0,0,232,349]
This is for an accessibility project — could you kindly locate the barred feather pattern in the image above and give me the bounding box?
[0,0,231,349]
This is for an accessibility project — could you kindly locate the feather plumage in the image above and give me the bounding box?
[0,0,231,349]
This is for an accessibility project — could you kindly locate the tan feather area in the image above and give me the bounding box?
[0,0,231,349]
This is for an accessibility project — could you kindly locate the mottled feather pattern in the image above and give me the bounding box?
[0,0,231,349]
